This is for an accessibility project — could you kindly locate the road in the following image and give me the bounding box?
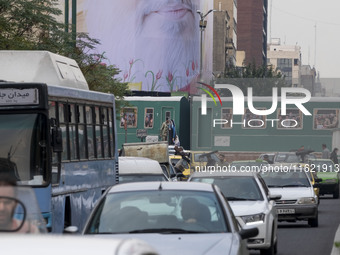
[250,195,340,255]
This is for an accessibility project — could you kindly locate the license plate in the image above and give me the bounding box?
[277,209,295,214]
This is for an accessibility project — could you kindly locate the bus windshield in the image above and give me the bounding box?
[0,114,48,186]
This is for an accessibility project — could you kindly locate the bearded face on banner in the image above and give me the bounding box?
[84,0,200,92]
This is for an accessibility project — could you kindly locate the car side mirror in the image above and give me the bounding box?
[269,194,282,201]
[239,227,259,240]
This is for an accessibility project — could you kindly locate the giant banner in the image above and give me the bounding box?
[78,0,214,92]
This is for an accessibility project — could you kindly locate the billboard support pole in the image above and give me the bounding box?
[197,9,215,81]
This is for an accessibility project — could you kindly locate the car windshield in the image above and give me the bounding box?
[195,153,220,162]
[274,153,301,163]
[170,158,189,168]
[85,190,228,234]
[0,114,48,186]
[191,176,264,201]
[260,170,311,187]
[309,161,336,172]
[119,175,168,183]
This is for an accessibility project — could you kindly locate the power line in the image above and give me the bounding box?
[274,7,340,26]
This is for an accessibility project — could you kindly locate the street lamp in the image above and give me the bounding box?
[197,9,216,80]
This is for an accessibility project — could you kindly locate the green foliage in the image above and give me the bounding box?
[0,0,129,113]
[217,63,289,97]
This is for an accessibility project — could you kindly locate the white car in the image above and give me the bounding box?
[189,171,280,255]
[82,182,259,255]
[260,166,319,227]
[118,157,169,183]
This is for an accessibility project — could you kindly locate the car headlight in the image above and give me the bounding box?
[297,197,316,204]
[241,213,265,225]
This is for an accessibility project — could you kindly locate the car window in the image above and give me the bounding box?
[260,170,311,187]
[191,176,264,201]
[119,175,168,183]
[85,190,228,234]
[194,153,219,162]
[275,153,300,163]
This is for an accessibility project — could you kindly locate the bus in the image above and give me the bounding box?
[0,51,118,233]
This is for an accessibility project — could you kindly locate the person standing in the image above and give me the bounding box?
[160,118,169,142]
[168,119,176,145]
[322,144,331,159]
[330,148,339,164]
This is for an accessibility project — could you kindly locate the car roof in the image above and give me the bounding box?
[231,160,267,163]
[108,181,214,193]
[119,156,163,175]
[190,171,258,178]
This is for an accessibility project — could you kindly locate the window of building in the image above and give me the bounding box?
[277,109,303,129]
[243,109,266,129]
[313,109,339,130]
[221,108,232,129]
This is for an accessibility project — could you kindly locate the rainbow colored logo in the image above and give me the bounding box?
[197,82,222,115]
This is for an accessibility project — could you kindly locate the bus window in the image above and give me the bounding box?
[95,106,103,158]
[0,114,48,185]
[78,105,86,159]
[49,101,60,185]
[59,103,68,161]
[109,108,115,157]
[69,104,77,160]
[86,106,95,159]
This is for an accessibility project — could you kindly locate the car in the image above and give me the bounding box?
[118,157,169,183]
[259,166,319,227]
[273,152,316,164]
[189,171,279,255]
[83,182,259,255]
[308,159,340,199]
[0,235,159,255]
[293,163,321,202]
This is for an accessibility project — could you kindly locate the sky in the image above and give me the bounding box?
[269,0,340,78]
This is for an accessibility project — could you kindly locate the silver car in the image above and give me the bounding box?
[260,167,319,227]
[189,171,279,255]
[83,182,258,255]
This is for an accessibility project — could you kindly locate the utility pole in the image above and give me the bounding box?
[197,9,215,81]
[314,22,317,68]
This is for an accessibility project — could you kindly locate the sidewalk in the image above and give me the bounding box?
[331,224,340,255]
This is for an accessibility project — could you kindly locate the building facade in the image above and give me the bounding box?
[237,0,268,67]
[267,39,301,87]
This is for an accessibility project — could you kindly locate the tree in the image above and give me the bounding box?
[217,63,289,97]
[0,0,129,111]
